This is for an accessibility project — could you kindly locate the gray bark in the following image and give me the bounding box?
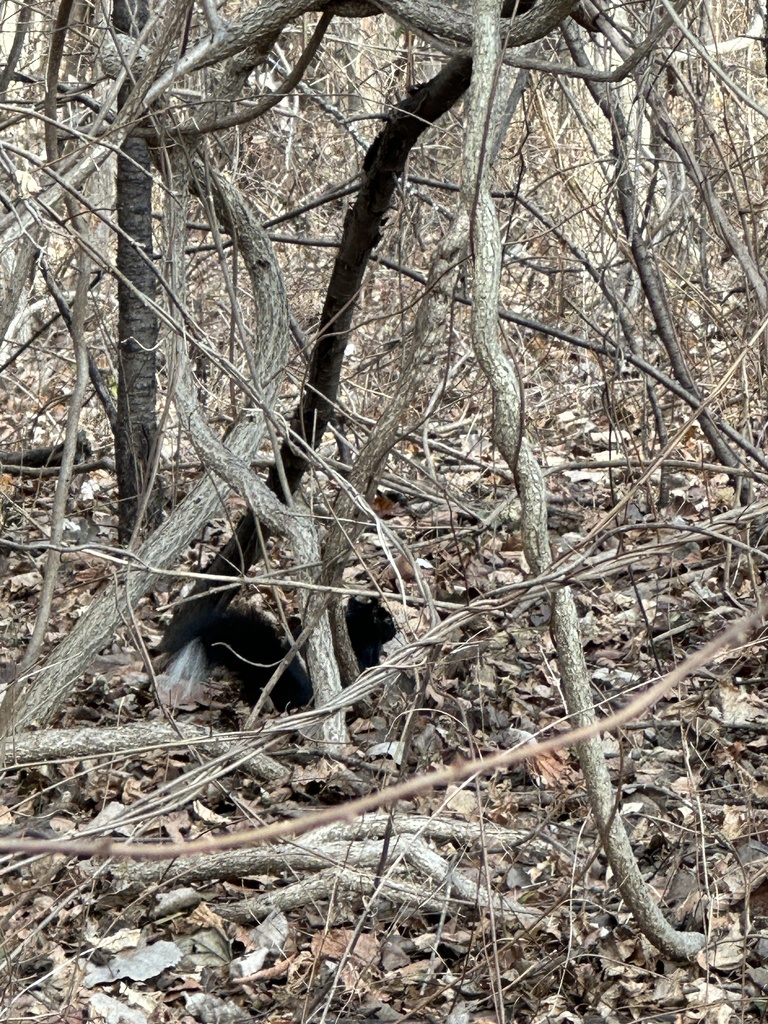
[465,0,705,961]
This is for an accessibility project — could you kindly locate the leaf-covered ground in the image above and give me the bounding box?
[3,417,768,1022]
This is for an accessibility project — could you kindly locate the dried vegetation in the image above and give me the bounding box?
[2,0,768,1020]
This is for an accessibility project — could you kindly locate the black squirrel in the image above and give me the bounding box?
[161,596,396,711]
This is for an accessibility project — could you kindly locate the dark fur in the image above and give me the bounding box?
[161,597,395,711]
[345,596,397,668]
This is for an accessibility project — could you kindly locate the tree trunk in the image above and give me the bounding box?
[114,0,161,543]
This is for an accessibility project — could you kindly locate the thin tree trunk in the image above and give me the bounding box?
[114,0,161,543]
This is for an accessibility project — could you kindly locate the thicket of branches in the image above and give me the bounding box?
[2,0,768,1017]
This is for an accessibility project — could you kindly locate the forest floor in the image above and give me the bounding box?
[3,432,768,1024]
